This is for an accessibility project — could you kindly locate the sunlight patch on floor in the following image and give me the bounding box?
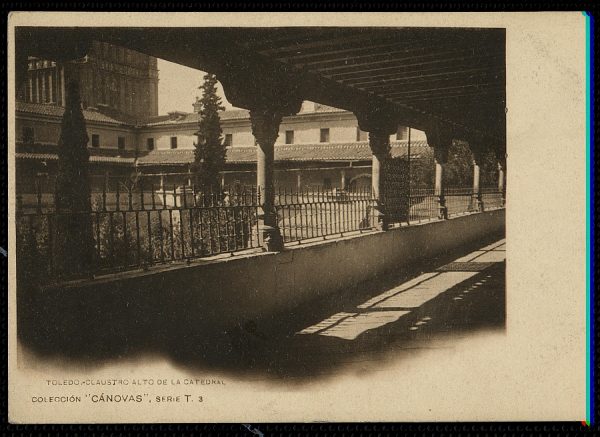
[357,272,438,309]
[472,250,506,263]
[298,312,358,334]
[317,310,410,340]
[297,239,504,341]
[373,271,478,309]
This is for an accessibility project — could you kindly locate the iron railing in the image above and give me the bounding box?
[408,188,439,223]
[16,183,262,280]
[407,186,505,223]
[274,187,375,243]
[15,181,504,281]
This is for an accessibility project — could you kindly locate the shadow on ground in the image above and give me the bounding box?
[18,236,505,382]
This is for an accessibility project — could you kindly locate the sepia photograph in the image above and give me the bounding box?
[7,12,588,424]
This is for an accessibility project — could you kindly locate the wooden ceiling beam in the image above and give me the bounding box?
[254,32,394,56]
[342,65,502,88]
[285,38,494,69]
[305,45,503,74]
[357,72,504,95]
[323,53,505,80]
[382,83,505,99]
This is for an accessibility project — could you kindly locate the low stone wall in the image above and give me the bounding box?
[19,209,504,358]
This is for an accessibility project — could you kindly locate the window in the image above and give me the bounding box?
[285,130,294,144]
[320,128,330,143]
[323,178,332,189]
[22,126,34,144]
[146,138,155,150]
[170,136,178,149]
[91,134,100,147]
[118,136,126,149]
[224,134,233,147]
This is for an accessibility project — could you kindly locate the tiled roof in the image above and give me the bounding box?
[143,109,250,127]
[141,108,349,127]
[136,140,429,166]
[16,102,350,128]
[16,101,130,125]
[15,152,135,164]
[15,143,137,164]
[136,149,195,165]
[15,140,430,166]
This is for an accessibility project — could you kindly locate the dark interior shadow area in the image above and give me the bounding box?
[18,233,505,383]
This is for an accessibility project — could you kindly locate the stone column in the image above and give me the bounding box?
[433,146,449,219]
[41,71,46,103]
[354,108,398,230]
[28,76,33,102]
[471,148,484,212]
[496,148,506,206]
[59,65,65,106]
[427,127,453,220]
[48,71,54,103]
[369,131,392,230]
[296,172,302,191]
[218,66,303,250]
[251,110,284,251]
[340,169,346,190]
[35,72,40,103]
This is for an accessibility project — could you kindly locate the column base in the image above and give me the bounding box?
[260,224,284,252]
[374,214,389,231]
[438,195,448,220]
[470,194,484,212]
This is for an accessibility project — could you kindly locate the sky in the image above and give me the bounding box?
[157,58,236,114]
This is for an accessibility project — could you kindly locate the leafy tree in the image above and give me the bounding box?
[409,140,499,189]
[193,73,226,193]
[54,79,94,276]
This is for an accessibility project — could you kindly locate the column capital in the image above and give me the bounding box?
[250,110,283,149]
[368,131,391,156]
[469,143,487,166]
[425,125,453,149]
[426,126,453,165]
[495,147,507,169]
[354,106,398,137]
[433,145,450,164]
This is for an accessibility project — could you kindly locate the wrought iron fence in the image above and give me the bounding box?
[480,187,505,209]
[408,188,439,223]
[16,183,262,281]
[406,187,504,223]
[444,187,477,217]
[15,181,503,281]
[274,187,375,243]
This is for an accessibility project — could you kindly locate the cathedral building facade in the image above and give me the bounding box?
[22,41,159,120]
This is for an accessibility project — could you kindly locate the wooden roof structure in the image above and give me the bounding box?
[15,26,506,149]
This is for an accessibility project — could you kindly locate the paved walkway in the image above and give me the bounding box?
[22,238,506,383]
[176,238,507,380]
[298,239,505,341]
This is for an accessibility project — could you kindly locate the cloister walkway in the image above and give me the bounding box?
[218,238,506,380]
[20,237,505,383]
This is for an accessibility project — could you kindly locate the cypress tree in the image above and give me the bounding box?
[193,73,226,192]
[54,79,94,276]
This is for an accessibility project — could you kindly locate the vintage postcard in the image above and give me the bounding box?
[7,12,588,423]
